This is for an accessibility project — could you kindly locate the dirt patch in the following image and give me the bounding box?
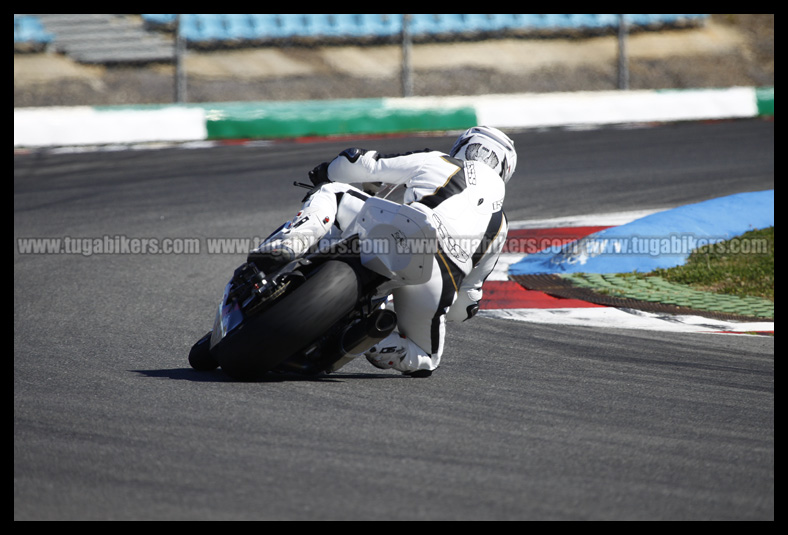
[13,14,773,108]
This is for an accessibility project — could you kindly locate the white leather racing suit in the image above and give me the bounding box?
[275,147,508,374]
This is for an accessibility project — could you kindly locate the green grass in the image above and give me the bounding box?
[648,226,774,301]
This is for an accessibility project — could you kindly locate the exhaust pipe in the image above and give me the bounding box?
[330,308,397,372]
[341,308,397,355]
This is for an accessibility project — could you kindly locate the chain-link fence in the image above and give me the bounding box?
[14,14,774,108]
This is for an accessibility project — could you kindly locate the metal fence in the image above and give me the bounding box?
[15,14,713,108]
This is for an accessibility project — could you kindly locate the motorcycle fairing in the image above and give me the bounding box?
[210,281,244,349]
[345,197,437,285]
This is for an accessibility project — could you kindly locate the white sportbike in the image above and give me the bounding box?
[188,183,437,381]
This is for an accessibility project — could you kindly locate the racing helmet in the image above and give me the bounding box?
[449,126,517,183]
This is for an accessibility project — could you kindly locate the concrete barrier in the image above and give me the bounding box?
[14,86,773,148]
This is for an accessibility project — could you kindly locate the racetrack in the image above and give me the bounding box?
[14,119,774,520]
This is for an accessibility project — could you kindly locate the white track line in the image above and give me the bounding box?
[480,307,773,334]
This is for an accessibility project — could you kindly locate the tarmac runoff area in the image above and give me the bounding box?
[481,190,774,335]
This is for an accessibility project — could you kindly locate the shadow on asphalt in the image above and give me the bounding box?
[130,368,404,383]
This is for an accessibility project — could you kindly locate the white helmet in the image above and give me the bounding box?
[449,126,517,183]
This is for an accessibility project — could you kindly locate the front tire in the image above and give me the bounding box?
[215,260,360,380]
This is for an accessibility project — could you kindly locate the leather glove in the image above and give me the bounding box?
[308,162,331,186]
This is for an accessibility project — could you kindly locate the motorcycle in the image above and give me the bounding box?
[188,183,437,380]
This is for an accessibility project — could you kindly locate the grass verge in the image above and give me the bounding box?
[648,226,774,301]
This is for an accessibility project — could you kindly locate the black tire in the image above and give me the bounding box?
[188,331,219,371]
[214,260,360,380]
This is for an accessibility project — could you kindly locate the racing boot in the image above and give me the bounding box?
[248,206,333,274]
[364,332,433,377]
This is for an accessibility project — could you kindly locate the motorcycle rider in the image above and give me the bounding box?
[250,126,516,377]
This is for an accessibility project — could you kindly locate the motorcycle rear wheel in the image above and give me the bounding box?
[215,260,360,380]
[188,331,219,371]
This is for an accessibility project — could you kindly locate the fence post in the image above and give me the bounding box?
[617,14,629,90]
[174,14,187,103]
[401,14,414,97]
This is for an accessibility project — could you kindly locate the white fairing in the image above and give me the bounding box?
[345,197,437,285]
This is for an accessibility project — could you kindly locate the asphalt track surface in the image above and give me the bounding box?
[14,119,774,520]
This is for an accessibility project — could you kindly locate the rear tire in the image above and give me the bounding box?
[188,331,219,371]
[215,260,360,380]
